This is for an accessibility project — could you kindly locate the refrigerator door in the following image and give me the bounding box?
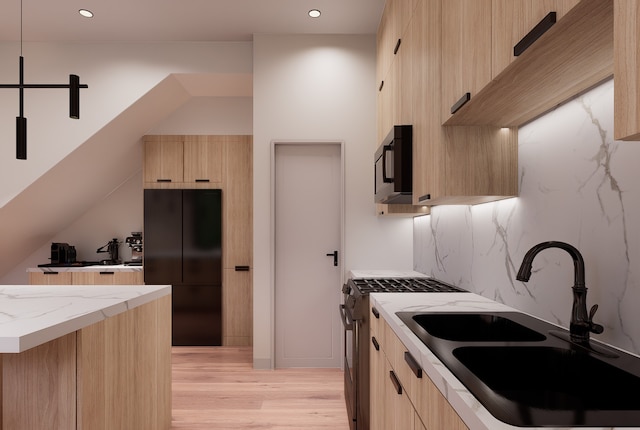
[172,284,222,345]
[182,189,222,285]
[143,189,182,286]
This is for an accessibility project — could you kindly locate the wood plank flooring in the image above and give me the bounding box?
[171,346,350,429]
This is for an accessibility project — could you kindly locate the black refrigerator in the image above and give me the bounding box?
[144,189,222,346]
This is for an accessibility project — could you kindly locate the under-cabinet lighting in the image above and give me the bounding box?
[309,9,321,18]
[79,9,93,18]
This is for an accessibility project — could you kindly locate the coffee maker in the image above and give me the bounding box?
[96,238,122,265]
[125,232,143,266]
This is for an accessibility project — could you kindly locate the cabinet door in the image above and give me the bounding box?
[412,0,444,204]
[492,0,580,78]
[143,136,184,185]
[222,268,253,346]
[29,271,73,285]
[183,135,223,185]
[614,0,640,141]
[73,271,144,285]
[222,136,253,269]
[441,0,492,123]
[385,358,414,430]
[370,333,386,430]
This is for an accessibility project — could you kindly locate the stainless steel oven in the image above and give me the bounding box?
[340,276,467,430]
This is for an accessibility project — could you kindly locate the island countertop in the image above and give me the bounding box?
[0,284,170,353]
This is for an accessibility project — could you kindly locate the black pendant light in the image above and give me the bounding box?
[0,0,88,160]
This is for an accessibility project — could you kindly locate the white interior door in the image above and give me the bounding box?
[274,142,342,368]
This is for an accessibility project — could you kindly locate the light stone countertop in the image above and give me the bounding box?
[370,292,640,430]
[27,264,143,272]
[348,269,428,279]
[0,284,170,353]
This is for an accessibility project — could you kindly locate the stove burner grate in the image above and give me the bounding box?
[351,277,466,294]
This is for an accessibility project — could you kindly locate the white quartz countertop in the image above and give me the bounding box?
[27,264,142,273]
[348,269,427,279]
[370,292,640,430]
[0,284,170,353]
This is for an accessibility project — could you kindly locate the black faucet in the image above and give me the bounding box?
[516,241,604,345]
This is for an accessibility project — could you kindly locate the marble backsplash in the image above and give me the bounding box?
[414,79,640,354]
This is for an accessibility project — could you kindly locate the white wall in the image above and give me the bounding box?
[253,34,413,368]
[414,79,640,354]
[0,42,252,206]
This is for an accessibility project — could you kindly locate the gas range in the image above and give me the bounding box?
[341,274,468,430]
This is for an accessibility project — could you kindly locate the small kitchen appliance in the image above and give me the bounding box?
[125,232,143,266]
[96,238,121,265]
[374,125,413,204]
[49,242,76,265]
[341,274,468,430]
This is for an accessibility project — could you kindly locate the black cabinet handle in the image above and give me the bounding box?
[418,193,431,203]
[514,12,556,57]
[195,179,210,183]
[99,271,115,275]
[372,336,380,351]
[235,266,250,272]
[393,38,402,55]
[371,307,380,319]
[43,271,59,275]
[389,370,403,395]
[450,92,471,114]
[379,80,384,92]
[156,179,172,182]
[404,351,423,379]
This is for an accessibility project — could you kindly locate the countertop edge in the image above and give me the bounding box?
[0,285,170,353]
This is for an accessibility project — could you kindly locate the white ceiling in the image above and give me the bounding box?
[0,0,385,42]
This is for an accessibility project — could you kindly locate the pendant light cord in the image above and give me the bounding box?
[20,0,23,56]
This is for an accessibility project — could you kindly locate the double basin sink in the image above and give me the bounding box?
[396,311,640,427]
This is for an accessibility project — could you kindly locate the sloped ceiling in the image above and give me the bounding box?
[0,73,251,278]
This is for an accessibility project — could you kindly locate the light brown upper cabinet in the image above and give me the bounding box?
[441,0,492,124]
[143,135,183,185]
[144,135,223,188]
[492,0,580,79]
[442,0,613,127]
[183,135,223,185]
[614,0,640,141]
[396,0,518,206]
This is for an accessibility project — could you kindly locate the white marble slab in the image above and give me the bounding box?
[348,269,427,279]
[27,264,143,273]
[371,292,640,430]
[0,284,170,353]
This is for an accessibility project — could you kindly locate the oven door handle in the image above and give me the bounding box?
[339,304,354,330]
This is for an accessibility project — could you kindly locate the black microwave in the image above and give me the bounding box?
[374,125,413,204]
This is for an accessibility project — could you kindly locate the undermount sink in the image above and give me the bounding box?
[396,311,640,427]
[454,346,640,426]
[408,312,546,342]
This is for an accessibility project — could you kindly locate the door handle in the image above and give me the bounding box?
[326,250,338,266]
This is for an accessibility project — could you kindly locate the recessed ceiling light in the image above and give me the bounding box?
[79,9,94,18]
[308,9,321,18]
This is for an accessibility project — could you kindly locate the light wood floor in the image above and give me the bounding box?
[171,346,350,429]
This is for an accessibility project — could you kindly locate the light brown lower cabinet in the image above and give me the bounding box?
[29,270,144,285]
[222,268,253,346]
[370,304,469,430]
[1,295,171,430]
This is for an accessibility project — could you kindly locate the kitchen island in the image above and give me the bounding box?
[371,292,640,430]
[0,284,171,430]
